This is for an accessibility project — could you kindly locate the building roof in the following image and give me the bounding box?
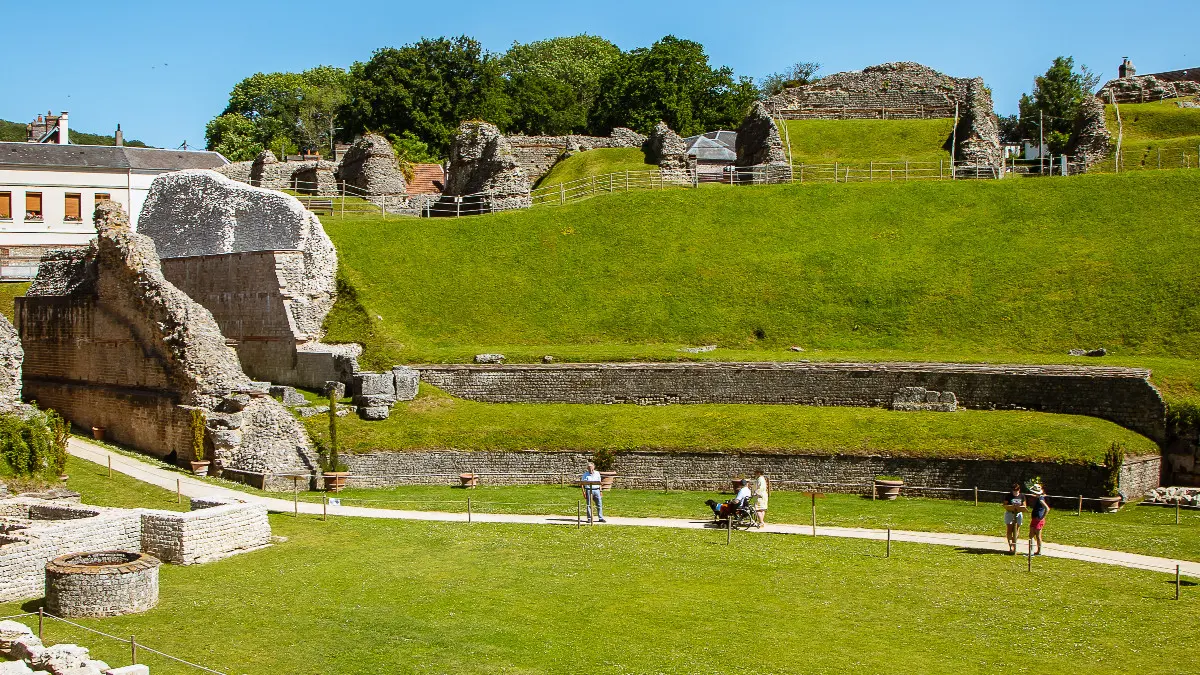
[682,136,737,162]
[407,163,445,195]
[0,142,228,171]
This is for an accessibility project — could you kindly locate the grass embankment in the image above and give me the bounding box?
[533,147,655,189]
[780,118,954,164]
[0,281,29,322]
[321,171,1200,409]
[1093,98,1200,172]
[1,510,1193,674]
[303,384,1154,463]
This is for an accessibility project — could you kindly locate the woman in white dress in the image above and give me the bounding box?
[753,469,769,528]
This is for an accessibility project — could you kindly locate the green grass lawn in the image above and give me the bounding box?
[320,170,1200,410]
[302,384,1156,463]
[1092,98,1200,172]
[781,118,954,164]
[0,282,29,322]
[534,147,656,189]
[1,512,1193,674]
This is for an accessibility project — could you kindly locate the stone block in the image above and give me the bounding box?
[322,381,346,400]
[360,406,390,421]
[474,354,504,364]
[353,395,394,408]
[103,667,149,675]
[392,367,419,401]
[0,660,35,674]
[296,406,329,418]
[268,386,307,407]
[0,620,34,657]
[353,372,395,397]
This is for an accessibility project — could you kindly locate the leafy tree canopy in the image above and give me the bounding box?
[588,36,758,137]
[205,113,262,161]
[210,66,349,157]
[758,61,822,98]
[499,35,621,135]
[1017,56,1100,152]
[342,36,508,156]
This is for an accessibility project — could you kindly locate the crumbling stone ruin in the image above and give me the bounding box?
[764,62,1003,173]
[217,150,339,195]
[734,101,791,183]
[440,121,532,213]
[507,128,647,185]
[891,386,957,412]
[16,201,316,484]
[0,314,25,412]
[1067,96,1112,169]
[1097,59,1200,104]
[642,121,693,183]
[335,132,408,195]
[137,170,358,389]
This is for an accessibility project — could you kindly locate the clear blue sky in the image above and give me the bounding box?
[3,0,1196,148]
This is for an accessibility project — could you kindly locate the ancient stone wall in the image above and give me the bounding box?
[216,151,338,194]
[335,133,407,195]
[1067,96,1112,169]
[338,449,1158,499]
[45,551,160,618]
[441,121,532,212]
[0,314,24,411]
[1098,72,1200,104]
[643,122,693,183]
[140,500,271,565]
[507,129,647,184]
[735,101,789,168]
[415,362,1167,442]
[16,202,315,481]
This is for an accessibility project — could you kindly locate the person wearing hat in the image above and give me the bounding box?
[1027,482,1050,555]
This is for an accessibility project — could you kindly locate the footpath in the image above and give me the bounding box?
[69,438,1200,578]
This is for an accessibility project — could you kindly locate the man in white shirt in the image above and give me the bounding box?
[581,462,605,523]
[707,479,751,518]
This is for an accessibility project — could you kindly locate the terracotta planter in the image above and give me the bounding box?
[1097,496,1121,513]
[599,471,617,491]
[91,426,106,441]
[190,461,211,477]
[459,473,478,489]
[874,479,904,501]
[324,471,349,492]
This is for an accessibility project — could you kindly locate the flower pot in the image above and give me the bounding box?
[190,461,211,477]
[459,473,478,489]
[59,474,69,483]
[874,479,904,501]
[91,426,106,441]
[1097,496,1121,513]
[599,471,618,491]
[324,471,349,492]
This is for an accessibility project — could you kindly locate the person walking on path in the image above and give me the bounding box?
[582,462,605,523]
[752,469,770,528]
[1001,482,1026,554]
[1027,483,1050,555]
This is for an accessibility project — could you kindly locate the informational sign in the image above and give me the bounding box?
[328,498,341,507]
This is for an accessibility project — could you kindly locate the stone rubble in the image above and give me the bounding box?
[0,313,25,412]
[891,386,958,412]
[735,101,789,168]
[334,133,408,195]
[642,121,692,183]
[1143,486,1200,505]
[1066,97,1111,170]
[441,121,532,213]
[474,354,505,364]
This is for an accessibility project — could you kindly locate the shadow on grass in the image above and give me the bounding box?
[955,547,1013,556]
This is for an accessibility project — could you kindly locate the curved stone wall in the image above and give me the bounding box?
[45,551,160,617]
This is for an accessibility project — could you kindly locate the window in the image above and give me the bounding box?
[0,192,10,220]
[25,193,42,221]
[64,193,82,222]
[94,193,110,205]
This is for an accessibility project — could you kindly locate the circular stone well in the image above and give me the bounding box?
[45,551,161,617]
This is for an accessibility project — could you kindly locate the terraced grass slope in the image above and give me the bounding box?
[534,147,655,189]
[1093,98,1200,172]
[780,118,954,164]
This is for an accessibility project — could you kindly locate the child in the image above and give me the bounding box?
[1027,483,1050,555]
[1001,483,1025,554]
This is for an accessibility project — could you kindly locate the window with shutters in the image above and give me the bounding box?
[25,193,42,221]
[0,192,11,220]
[65,193,82,222]
[94,192,110,205]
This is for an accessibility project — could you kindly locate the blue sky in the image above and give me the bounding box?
[3,0,1196,148]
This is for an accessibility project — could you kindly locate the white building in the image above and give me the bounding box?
[0,115,226,279]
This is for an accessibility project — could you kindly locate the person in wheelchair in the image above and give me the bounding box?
[706,479,753,520]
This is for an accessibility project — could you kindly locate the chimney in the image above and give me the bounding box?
[114,124,123,147]
[58,111,69,145]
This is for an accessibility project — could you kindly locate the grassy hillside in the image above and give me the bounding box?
[780,118,954,164]
[0,282,29,322]
[1092,99,1200,172]
[0,118,148,146]
[534,147,655,189]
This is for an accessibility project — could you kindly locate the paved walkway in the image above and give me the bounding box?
[70,438,1199,578]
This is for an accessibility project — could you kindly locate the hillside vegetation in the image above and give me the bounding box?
[0,118,148,147]
[534,148,655,189]
[780,118,954,164]
[1093,99,1200,172]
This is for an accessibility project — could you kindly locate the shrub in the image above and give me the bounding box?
[47,411,69,477]
[190,408,206,462]
[0,410,54,477]
[320,389,348,473]
[1103,442,1125,497]
[593,447,616,472]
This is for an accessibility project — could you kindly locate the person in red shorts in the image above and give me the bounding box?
[1027,483,1050,555]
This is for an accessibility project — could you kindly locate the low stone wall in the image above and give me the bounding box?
[340,449,1159,499]
[415,362,1167,442]
[140,500,271,565]
[45,551,160,618]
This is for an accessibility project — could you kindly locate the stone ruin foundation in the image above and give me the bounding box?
[16,201,315,486]
[438,121,533,215]
[45,550,160,618]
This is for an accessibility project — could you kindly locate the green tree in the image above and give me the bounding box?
[204,113,262,161]
[588,36,757,137]
[758,61,822,98]
[342,36,508,156]
[208,66,349,157]
[499,35,621,134]
[1017,56,1101,153]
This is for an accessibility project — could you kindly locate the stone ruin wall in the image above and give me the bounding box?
[506,128,648,185]
[137,170,359,390]
[16,201,316,484]
[0,496,269,602]
[765,62,1003,169]
[338,449,1159,500]
[1098,70,1200,104]
[415,362,1167,443]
